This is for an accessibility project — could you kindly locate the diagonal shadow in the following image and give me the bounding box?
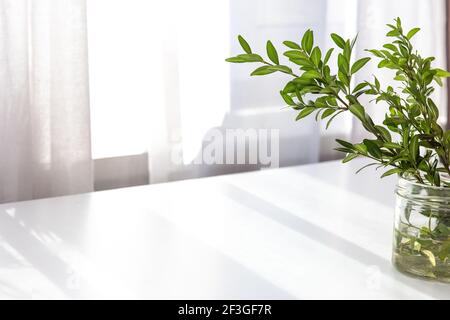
[220,182,450,299]
[0,279,29,299]
[0,205,294,299]
[0,211,80,299]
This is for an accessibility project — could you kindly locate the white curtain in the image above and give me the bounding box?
[0,0,92,203]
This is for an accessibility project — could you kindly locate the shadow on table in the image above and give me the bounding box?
[293,159,397,208]
[0,209,78,298]
[0,278,33,299]
[0,240,30,298]
[0,201,294,299]
[221,182,450,299]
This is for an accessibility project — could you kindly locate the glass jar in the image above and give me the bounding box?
[393,177,450,282]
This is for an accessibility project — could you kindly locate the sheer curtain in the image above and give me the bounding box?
[0,0,92,203]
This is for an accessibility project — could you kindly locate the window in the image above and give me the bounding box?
[87,0,155,159]
[87,0,359,164]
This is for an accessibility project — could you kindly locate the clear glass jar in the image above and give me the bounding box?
[393,177,450,282]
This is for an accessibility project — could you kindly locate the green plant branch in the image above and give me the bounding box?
[226,18,450,187]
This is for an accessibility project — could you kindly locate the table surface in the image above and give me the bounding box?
[0,159,449,299]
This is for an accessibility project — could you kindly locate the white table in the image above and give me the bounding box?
[0,160,449,299]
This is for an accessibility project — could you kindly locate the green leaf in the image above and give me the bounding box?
[349,104,366,123]
[387,29,400,37]
[444,129,450,143]
[375,125,392,142]
[324,48,334,64]
[338,53,349,73]
[335,147,353,153]
[374,76,380,90]
[378,60,390,68]
[236,54,263,62]
[301,30,314,54]
[353,82,369,93]
[336,139,354,149]
[268,65,292,74]
[343,40,351,62]
[326,96,337,106]
[338,71,349,86]
[354,143,368,154]
[363,139,383,158]
[296,107,315,120]
[386,23,396,30]
[279,91,295,106]
[302,70,322,79]
[238,35,252,54]
[350,33,358,50]
[421,249,436,267]
[331,33,346,49]
[266,40,279,65]
[434,171,441,186]
[342,153,358,163]
[438,224,450,236]
[434,76,443,86]
[282,81,296,94]
[428,98,439,121]
[394,75,407,82]
[225,57,246,63]
[293,77,315,86]
[351,57,371,74]
[435,69,450,77]
[409,135,420,165]
[438,241,450,261]
[283,50,304,59]
[383,44,398,52]
[366,49,384,58]
[283,41,301,50]
[311,47,322,66]
[355,163,379,174]
[321,108,335,119]
[251,66,277,76]
[381,168,402,178]
[384,142,403,149]
[363,113,376,132]
[406,27,420,40]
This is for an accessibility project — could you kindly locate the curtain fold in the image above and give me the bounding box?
[0,0,93,203]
